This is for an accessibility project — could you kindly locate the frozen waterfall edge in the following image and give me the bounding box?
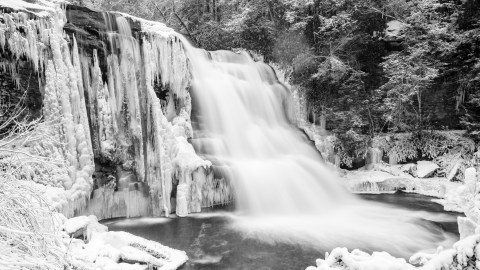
[0,2,232,219]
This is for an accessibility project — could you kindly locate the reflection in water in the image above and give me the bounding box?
[106,193,460,270]
[181,40,458,257]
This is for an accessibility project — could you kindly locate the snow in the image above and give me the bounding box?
[416,161,439,178]
[306,248,415,270]
[64,215,90,235]
[0,0,56,17]
[306,235,480,270]
[386,20,406,38]
[342,165,451,197]
[63,216,188,270]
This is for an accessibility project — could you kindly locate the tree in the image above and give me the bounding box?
[377,50,438,131]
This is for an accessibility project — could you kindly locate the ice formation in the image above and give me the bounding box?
[0,0,230,219]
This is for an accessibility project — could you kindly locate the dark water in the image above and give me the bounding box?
[104,192,461,270]
[360,192,462,236]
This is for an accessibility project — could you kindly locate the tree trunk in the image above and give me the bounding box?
[417,88,422,129]
[212,0,217,21]
[197,0,200,24]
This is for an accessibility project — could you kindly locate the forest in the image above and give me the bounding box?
[72,0,480,168]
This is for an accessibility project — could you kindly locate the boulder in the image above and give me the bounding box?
[416,161,439,178]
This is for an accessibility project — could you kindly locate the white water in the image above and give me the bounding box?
[184,44,457,256]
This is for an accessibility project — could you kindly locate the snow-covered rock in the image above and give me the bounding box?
[64,215,90,236]
[416,161,439,178]
[458,217,477,240]
[343,166,449,197]
[385,20,406,39]
[65,216,188,270]
[306,248,414,270]
[64,215,108,240]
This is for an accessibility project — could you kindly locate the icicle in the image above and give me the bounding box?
[1,6,218,218]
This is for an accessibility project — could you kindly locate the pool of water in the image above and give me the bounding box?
[104,192,462,270]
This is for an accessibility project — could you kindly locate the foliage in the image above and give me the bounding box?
[0,116,66,269]
[0,176,65,269]
[330,130,369,167]
[373,131,476,163]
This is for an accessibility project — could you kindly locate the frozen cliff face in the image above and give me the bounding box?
[0,0,228,218]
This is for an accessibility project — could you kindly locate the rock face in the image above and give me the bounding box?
[415,161,439,178]
[0,1,232,218]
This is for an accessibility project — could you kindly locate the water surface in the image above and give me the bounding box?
[105,192,461,270]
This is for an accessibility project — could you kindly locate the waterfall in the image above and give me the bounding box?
[183,44,456,256]
[1,1,457,256]
[188,49,350,214]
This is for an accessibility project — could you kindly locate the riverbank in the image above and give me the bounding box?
[308,166,480,270]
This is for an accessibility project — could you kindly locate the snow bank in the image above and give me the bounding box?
[306,248,415,270]
[0,0,56,17]
[416,161,439,178]
[1,169,187,269]
[342,164,451,197]
[307,235,480,270]
[63,215,188,270]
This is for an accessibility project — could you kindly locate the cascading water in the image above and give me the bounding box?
[189,49,350,214]
[184,44,457,256]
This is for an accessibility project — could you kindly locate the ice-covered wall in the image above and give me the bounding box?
[0,1,230,219]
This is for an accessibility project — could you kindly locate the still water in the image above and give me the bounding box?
[105,192,461,270]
